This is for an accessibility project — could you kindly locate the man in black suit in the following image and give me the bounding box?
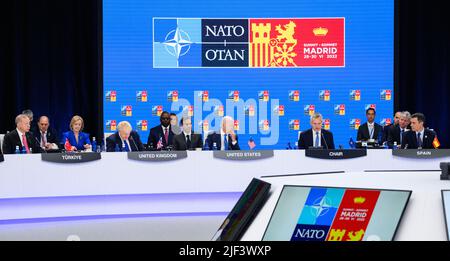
[173,117,203,151]
[147,111,175,150]
[33,116,60,152]
[2,114,41,154]
[107,121,145,152]
[206,116,240,150]
[298,113,335,149]
[357,108,383,143]
[401,113,436,149]
[382,111,402,143]
[387,111,411,148]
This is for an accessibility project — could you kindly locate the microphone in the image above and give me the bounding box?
[129,135,138,152]
[321,132,329,150]
[34,136,47,153]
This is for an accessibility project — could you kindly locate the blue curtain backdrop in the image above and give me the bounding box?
[0,0,448,148]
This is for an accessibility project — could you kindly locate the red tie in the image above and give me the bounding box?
[22,134,30,154]
[164,128,169,144]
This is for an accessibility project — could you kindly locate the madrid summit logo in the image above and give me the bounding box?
[153,18,345,68]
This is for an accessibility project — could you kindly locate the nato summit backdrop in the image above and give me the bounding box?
[103,0,394,149]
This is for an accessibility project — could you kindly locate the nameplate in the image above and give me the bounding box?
[213,150,274,161]
[305,149,367,159]
[0,154,4,163]
[128,151,187,162]
[41,153,102,163]
[392,149,450,159]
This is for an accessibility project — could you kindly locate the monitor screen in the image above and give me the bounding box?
[263,185,411,241]
[442,190,450,241]
[212,178,271,241]
[103,0,394,149]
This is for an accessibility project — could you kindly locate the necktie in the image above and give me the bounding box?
[223,134,228,150]
[124,140,130,152]
[369,126,374,139]
[315,132,320,147]
[400,129,404,144]
[22,134,30,154]
[186,135,191,149]
[164,128,169,145]
[417,132,422,148]
[41,132,47,147]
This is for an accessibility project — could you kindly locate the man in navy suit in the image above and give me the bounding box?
[206,116,240,150]
[2,114,41,154]
[107,121,145,152]
[33,116,60,152]
[401,113,436,149]
[357,108,383,143]
[298,113,335,149]
[147,111,175,150]
[387,111,411,148]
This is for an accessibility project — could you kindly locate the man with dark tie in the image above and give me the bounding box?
[387,111,411,148]
[206,116,240,150]
[147,111,175,150]
[2,114,41,154]
[298,113,335,149]
[106,121,145,152]
[33,116,60,152]
[173,117,203,151]
[401,113,436,149]
[357,108,383,142]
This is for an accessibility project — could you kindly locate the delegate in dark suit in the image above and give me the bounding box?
[173,133,203,151]
[147,125,175,150]
[2,129,41,154]
[33,128,60,146]
[106,131,145,152]
[401,129,436,149]
[298,129,335,149]
[357,122,383,141]
[206,132,240,150]
[387,125,409,148]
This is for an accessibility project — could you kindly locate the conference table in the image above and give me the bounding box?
[0,149,449,240]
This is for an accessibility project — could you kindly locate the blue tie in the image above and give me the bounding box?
[417,133,422,148]
[124,140,130,152]
[223,134,228,150]
[400,129,404,144]
[315,132,320,147]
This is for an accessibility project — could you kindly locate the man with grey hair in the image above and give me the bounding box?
[388,111,411,148]
[106,121,145,152]
[2,114,41,154]
[298,113,335,149]
[173,117,203,151]
[206,116,240,150]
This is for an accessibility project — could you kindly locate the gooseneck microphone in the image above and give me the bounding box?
[129,135,138,151]
[321,132,329,150]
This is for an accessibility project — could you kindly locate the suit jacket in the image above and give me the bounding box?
[2,129,42,154]
[173,132,203,151]
[401,129,436,149]
[357,122,383,142]
[147,125,175,150]
[298,129,335,149]
[62,131,91,151]
[106,131,145,152]
[206,132,240,150]
[387,125,410,148]
[381,123,394,144]
[33,128,60,146]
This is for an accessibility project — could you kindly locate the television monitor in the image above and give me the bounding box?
[442,190,450,240]
[263,185,411,241]
[212,178,271,241]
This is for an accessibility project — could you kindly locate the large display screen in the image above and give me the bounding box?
[263,185,410,241]
[103,0,394,149]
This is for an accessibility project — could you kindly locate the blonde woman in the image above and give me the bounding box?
[62,115,92,151]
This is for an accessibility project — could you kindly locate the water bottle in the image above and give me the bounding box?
[115,144,120,152]
[393,141,398,150]
[21,147,26,154]
[122,142,126,152]
[212,142,218,151]
[203,141,209,151]
[92,137,97,153]
[15,146,20,154]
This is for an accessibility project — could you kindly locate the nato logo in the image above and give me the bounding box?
[153,18,249,68]
[291,188,344,241]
